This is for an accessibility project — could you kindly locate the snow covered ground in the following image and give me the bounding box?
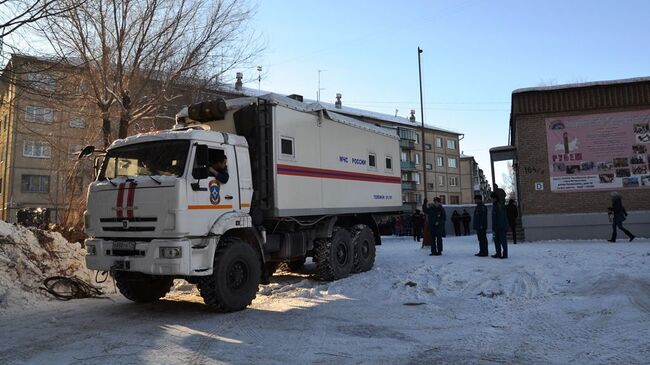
[1,235,650,365]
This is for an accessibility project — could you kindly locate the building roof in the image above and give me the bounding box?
[512,76,650,94]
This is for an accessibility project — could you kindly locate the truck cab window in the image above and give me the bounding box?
[207,148,229,184]
[100,140,189,179]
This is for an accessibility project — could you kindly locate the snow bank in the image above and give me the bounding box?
[0,220,111,310]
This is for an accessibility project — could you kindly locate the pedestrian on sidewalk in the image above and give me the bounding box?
[506,199,519,244]
[491,192,508,259]
[451,210,462,236]
[461,209,471,235]
[608,192,635,242]
[411,210,425,243]
[473,195,489,257]
[423,197,446,256]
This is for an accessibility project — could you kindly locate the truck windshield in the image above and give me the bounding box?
[100,140,190,179]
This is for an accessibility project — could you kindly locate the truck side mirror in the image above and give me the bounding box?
[195,144,209,166]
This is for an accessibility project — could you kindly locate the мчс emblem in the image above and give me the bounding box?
[208,180,221,205]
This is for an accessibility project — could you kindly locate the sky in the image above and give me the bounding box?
[245,0,650,186]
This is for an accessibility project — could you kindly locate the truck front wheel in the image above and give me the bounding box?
[112,271,173,303]
[314,227,353,281]
[198,236,261,312]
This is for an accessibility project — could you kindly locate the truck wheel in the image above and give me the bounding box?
[351,224,376,273]
[112,271,173,303]
[198,236,261,312]
[314,228,353,281]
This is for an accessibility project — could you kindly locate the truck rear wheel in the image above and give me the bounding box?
[197,236,261,312]
[112,271,173,303]
[314,228,353,281]
[351,224,376,273]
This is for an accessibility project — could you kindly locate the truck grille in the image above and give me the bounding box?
[100,217,157,222]
[110,249,146,257]
[103,226,155,232]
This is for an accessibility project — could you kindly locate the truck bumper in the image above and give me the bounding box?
[85,237,216,276]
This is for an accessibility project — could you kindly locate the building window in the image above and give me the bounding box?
[23,141,51,158]
[439,195,446,204]
[385,156,393,170]
[69,117,86,128]
[401,151,407,162]
[413,172,421,184]
[447,139,456,149]
[436,156,444,167]
[427,183,434,190]
[414,153,420,165]
[21,175,50,193]
[368,153,376,168]
[435,137,443,148]
[402,173,409,181]
[450,195,460,204]
[425,163,433,170]
[415,133,419,144]
[438,175,445,186]
[25,106,54,124]
[449,176,458,186]
[26,73,56,92]
[448,157,458,168]
[424,143,432,150]
[280,136,294,158]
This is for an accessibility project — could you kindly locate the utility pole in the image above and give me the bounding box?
[418,47,427,202]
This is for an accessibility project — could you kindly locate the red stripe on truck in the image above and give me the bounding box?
[277,164,401,184]
[126,182,136,218]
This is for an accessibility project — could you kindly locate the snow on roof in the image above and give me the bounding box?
[108,129,248,150]
[513,76,650,94]
[325,110,399,140]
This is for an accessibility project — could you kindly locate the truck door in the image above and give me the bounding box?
[187,143,240,233]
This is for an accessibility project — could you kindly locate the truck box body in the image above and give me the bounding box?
[206,94,403,218]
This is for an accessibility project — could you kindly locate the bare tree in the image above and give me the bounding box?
[0,0,78,37]
[37,0,262,147]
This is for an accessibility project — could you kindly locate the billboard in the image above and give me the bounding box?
[546,110,650,192]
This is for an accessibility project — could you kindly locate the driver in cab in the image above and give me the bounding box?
[208,151,229,184]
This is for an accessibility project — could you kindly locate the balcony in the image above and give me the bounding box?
[397,127,417,141]
[399,139,415,149]
[401,181,416,191]
[400,160,417,171]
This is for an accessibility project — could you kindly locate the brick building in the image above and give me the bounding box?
[494,77,650,240]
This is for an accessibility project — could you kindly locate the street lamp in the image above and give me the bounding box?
[418,47,427,201]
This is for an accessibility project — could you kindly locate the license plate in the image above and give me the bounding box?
[112,241,136,251]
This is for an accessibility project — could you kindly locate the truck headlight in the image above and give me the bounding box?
[160,247,182,258]
[86,244,97,256]
[84,212,90,230]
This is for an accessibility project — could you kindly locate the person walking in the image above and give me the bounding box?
[423,197,446,256]
[491,192,508,259]
[506,199,519,244]
[608,192,635,242]
[461,209,471,235]
[411,210,425,243]
[451,210,462,236]
[473,195,489,257]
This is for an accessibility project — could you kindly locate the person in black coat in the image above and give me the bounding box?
[411,210,425,242]
[506,199,519,244]
[451,210,462,236]
[608,192,635,242]
[423,197,446,256]
[461,209,471,235]
[491,192,509,259]
[473,195,489,256]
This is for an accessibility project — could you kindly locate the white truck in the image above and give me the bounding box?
[84,93,402,311]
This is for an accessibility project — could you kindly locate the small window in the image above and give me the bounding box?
[425,163,433,171]
[427,183,434,190]
[450,195,460,204]
[368,153,376,168]
[424,143,432,150]
[401,151,407,161]
[413,172,421,184]
[385,156,392,170]
[435,137,443,148]
[438,175,445,186]
[448,158,458,168]
[415,134,420,144]
[436,156,444,167]
[449,177,458,186]
[25,106,54,124]
[447,139,456,149]
[23,141,51,158]
[439,195,446,204]
[21,175,50,193]
[280,136,294,157]
[414,153,420,165]
[69,117,86,128]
